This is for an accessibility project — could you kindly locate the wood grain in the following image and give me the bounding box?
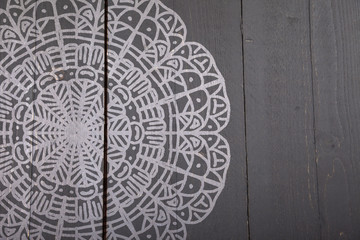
[311,0,360,239]
[1,0,360,238]
[242,0,321,239]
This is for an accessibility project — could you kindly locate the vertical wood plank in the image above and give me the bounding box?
[32,1,105,239]
[311,1,360,239]
[0,0,34,238]
[170,0,248,239]
[2,0,105,238]
[106,0,247,239]
[243,0,321,239]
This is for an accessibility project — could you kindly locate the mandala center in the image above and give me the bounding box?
[22,79,107,187]
[65,121,89,145]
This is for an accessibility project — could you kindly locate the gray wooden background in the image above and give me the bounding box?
[1,0,360,239]
[171,0,360,239]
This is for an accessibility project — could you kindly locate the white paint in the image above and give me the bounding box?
[0,0,231,239]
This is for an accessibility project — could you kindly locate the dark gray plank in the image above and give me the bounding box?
[0,0,34,239]
[170,0,248,239]
[311,1,360,239]
[106,0,247,239]
[30,1,105,238]
[2,0,105,239]
[243,0,321,239]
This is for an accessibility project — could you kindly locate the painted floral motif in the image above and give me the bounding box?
[0,0,230,239]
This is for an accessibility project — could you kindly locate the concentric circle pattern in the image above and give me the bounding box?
[0,0,231,239]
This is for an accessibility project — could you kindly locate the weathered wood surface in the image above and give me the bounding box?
[311,0,360,239]
[0,0,360,239]
[242,0,321,239]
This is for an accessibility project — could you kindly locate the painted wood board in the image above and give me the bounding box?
[242,0,321,239]
[0,0,245,239]
[1,0,360,239]
[311,0,360,239]
[0,0,106,238]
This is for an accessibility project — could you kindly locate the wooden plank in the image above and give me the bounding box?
[242,0,321,239]
[311,1,360,239]
[0,1,34,239]
[2,0,105,238]
[106,0,247,239]
[32,1,105,238]
[169,0,248,239]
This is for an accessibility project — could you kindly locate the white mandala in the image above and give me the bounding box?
[0,0,231,239]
